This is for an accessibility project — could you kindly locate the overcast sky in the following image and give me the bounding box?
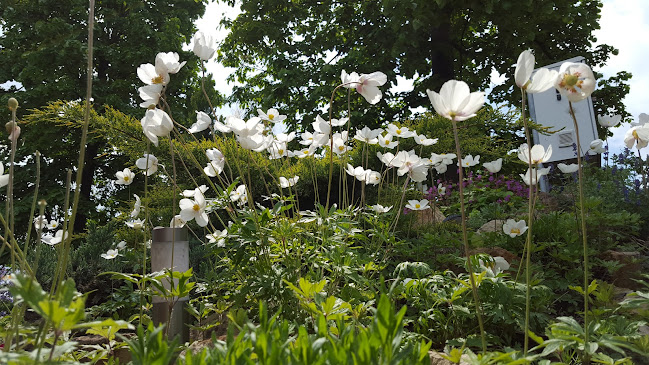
[198,0,646,155]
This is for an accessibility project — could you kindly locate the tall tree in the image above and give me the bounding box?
[217,0,629,130]
[0,0,216,233]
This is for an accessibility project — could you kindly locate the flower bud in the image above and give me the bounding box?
[7,98,18,111]
[5,121,17,134]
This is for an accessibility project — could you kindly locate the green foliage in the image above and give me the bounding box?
[120,322,180,365]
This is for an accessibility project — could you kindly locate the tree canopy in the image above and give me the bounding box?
[217,0,630,129]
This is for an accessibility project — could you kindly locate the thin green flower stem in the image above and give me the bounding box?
[389,176,410,232]
[32,200,47,275]
[4,107,18,278]
[451,119,487,353]
[22,151,41,269]
[568,101,590,365]
[140,142,151,325]
[62,0,95,287]
[521,88,536,357]
[52,170,73,296]
[168,137,178,307]
[200,62,218,119]
[325,81,358,209]
[0,217,32,276]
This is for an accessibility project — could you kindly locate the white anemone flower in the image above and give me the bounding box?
[482,158,502,174]
[230,185,248,204]
[624,126,649,149]
[138,84,163,108]
[101,249,119,260]
[386,123,415,138]
[126,219,145,230]
[437,183,447,196]
[179,188,209,227]
[426,80,485,122]
[365,170,381,185]
[341,70,387,104]
[588,139,606,155]
[517,143,552,166]
[155,52,186,74]
[116,241,127,250]
[354,127,381,144]
[377,133,399,149]
[131,194,141,218]
[459,155,480,168]
[312,115,331,135]
[279,176,299,188]
[554,62,596,102]
[192,31,216,61]
[137,63,169,86]
[479,256,511,276]
[377,151,396,167]
[115,168,135,185]
[413,133,438,146]
[43,230,68,246]
[346,164,367,182]
[34,215,47,231]
[189,111,212,133]
[206,229,227,247]
[370,204,392,213]
[141,108,173,146]
[47,220,59,230]
[135,153,159,176]
[557,163,579,174]
[258,108,287,123]
[514,50,558,93]
[295,146,316,158]
[503,219,528,238]
[598,114,621,128]
[520,167,551,186]
[405,199,430,211]
[182,185,209,198]
[170,215,186,228]
[431,153,456,166]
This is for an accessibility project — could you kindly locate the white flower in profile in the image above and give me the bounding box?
[192,31,216,61]
[126,219,145,230]
[182,185,209,198]
[557,163,579,174]
[346,164,367,182]
[131,194,141,218]
[189,111,212,133]
[230,185,248,204]
[588,139,606,155]
[0,163,8,188]
[483,158,503,174]
[204,148,225,176]
[370,204,392,213]
[138,84,163,108]
[206,229,227,247]
[115,168,135,185]
[341,70,387,104]
[514,50,558,93]
[354,126,381,145]
[479,256,511,276]
[426,80,485,122]
[377,151,396,167]
[377,133,398,149]
[459,155,480,168]
[554,62,596,102]
[141,108,173,146]
[43,230,68,246]
[624,126,649,149]
[101,249,119,260]
[431,153,456,166]
[386,123,415,138]
[517,143,552,166]
[180,188,209,227]
[435,163,448,174]
[631,113,649,127]
[47,220,59,230]
[413,133,438,146]
[258,108,287,123]
[170,215,186,228]
[598,114,621,128]
[295,146,316,158]
[365,170,381,185]
[279,176,299,188]
[116,241,127,250]
[155,52,186,74]
[214,117,232,133]
[503,219,528,238]
[136,154,159,176]
[520,167,551,186]
[406,199,430,211]
[34,215,47,231]
[330,117,349,127]
[312,115,331,135]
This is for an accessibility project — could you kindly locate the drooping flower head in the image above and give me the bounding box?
[192,31,217,61]
[341,70,387,104]
[141,108,173,146]
[624,126,649,149]
[514,50,558,93]
[135,153,159,176]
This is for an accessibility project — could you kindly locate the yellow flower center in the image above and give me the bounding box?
[563,74,579,87]
[415,204,420,209]
[338,146,344,151]
[511,228,520,234]
[396,129,402,134]
[193,204,200,212]
[633,130,639,140]
[152,75,164,84]
[269,114,275,120]
[384,140,390,145]
[279,149,284,155]
[303,150,309,155]
[124,176,130,181]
